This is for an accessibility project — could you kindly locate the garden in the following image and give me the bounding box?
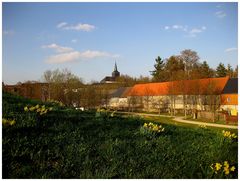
[2,92,238,178]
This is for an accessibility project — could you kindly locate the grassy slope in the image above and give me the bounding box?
[2,92,238,179]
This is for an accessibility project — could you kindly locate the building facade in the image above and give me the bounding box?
[100,62,120,83]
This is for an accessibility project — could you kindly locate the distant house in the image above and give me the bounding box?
[220,78,238,115]
[3,82,49,101]
[101,62,120,83]
[108,87,131,110]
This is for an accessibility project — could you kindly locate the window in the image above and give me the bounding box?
[227,97,231,102]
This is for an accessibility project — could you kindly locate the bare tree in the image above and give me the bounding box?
[205,80,221,122]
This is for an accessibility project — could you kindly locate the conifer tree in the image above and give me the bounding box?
[216,63,227,77]
[150,56,166,82]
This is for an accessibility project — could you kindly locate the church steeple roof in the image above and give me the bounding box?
[114,61,118,72]
[112,61,120,78]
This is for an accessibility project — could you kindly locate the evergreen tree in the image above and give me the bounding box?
[226,64,234,77]
[150,56,166,82]
[199,61,214,78]
[216,63,227,77]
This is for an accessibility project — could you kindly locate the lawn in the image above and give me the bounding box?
[2,92,238,178]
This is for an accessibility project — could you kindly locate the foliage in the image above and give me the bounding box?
[47,99,65,107]
[140,122,164,139]
[150,56,166,82]
[210,161,236,178]
[222,130,237,139]
[2,118,16,126]
[24,104,53,115]
[2,92,238,179]
[216,63,227,77]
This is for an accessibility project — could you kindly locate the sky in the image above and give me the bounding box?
[2,2,238,84]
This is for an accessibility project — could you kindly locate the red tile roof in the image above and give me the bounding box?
[126,76,229,96]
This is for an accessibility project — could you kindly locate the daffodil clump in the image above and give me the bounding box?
[143,122,165,133]
[110,110,117,117]
[199,124,207,129]
[2,118,16,126]
[140,122,164,138]
[210,161,236,176]
[47,99,65,107]
[96,108,108,118]
[222,130,237,139]
[24,104,53,115]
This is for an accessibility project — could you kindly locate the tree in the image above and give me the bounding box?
[116,74,136,87]
[180,49,200,78]
[42,69,83,106]
[226,64,234,77]
[233,65,238,78]
[150,56,166,82]
[216,63,227,77]
[198,61,214,78]
[165,55,185,80]
[136,75,151,84]
[206,81,221,122]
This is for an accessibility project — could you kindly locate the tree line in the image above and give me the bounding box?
[41,49,237,111]
[150,49,238,82]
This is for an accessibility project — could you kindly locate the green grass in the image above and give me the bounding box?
[2,92,238,179]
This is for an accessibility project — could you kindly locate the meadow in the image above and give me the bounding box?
[2,92,238,178]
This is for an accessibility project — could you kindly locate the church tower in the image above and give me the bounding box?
[112,62,120,78]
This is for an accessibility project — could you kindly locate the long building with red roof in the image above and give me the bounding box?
[126,76,229,96]
[110,76,238,114]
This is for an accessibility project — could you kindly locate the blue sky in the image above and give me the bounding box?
[3,2,238,84]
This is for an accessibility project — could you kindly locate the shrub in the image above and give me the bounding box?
[140,122,165,139]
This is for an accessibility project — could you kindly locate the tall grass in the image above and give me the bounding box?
[2,92,238,178]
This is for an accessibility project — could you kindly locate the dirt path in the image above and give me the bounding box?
[118,112,238,129]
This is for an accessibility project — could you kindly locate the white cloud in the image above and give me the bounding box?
[164,26,170,30]
[46,51,81,64]
[57,22,96,32]
[190,28,203,34]
[57,22,67,28]
[71,39,78,43]
[215,11,226,18]
[43,43,119,64]
[3,30,14,35]
[172,25,183,29]
[188,27,206,37]
[164,24,205,37]
[42,43,74,53]
[216,4,222,8]
[225,47,238,52]
[46,50,119,64]
[80,50,110,58]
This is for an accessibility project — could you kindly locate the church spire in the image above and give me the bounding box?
[114,61,118,71]
[112,61,120,78]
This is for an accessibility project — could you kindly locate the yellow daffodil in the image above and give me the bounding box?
[231,133,237,139]
[29,107,35,111]
[2,118,7,125]
[2,118,16,126]
[224,161,229,168]
[215,163,222,171]
[230,166,235,172]
[24,106,29,112]
[9,120,16,126]
[224,167,230,175]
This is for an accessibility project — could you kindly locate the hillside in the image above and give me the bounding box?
[2,92,238,178]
